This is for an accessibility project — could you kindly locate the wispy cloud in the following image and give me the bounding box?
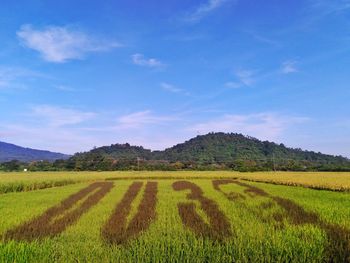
[0,123,99,154]
[1,105,97,153]
[54,85,76,92]
[30,105,96,127]
[117,110,176,129]
[17,25,120,63]
[244,31,280,47]
[225,69,255,88]
[282,60,298,74]
[188,113,308,141]
[0,66,44,90]
[236,69,255,86]
[131,53,164,68]
[310,0,350,14]
[184,0,233,23]
[160,82,190,95]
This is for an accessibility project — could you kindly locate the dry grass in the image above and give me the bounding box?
[238,172,350,192]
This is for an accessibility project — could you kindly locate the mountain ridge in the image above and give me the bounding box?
[0,141,70,162]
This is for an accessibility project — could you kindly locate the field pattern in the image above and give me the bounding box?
[173,181,231,241]
[213,179,350,261]
[3,182,113,241]
[0,172,349,262]
[102,181,158,245]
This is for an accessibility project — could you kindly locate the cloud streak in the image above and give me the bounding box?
[225,69,255,89]
[117,110,177,129]
[131,54,164,68]
[30,105,96,127]
[0,66,44,91]
[282,60,298,74]
[17,25,120,63]
[188,113,308,141]
[160,82,190,96]
[184,0,232,23]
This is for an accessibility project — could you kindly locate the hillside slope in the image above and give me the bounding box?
[157,133,348,163]
[0,141,70,162]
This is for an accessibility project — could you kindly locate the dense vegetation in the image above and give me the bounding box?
[1,133,350,171]
[0,141,69,162]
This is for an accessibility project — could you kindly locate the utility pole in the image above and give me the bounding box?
[273,153,276,172]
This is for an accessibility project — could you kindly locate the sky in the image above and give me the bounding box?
[0,0,349,156]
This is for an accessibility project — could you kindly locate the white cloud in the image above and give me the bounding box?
[131,53,164,68]
[30,105,96,127]
[236,69,255,86]
[160,82,190,95]
[282,60,298,74]
[17,25,120,63]
[117,110,176,129]
[185,0,233,23]
[188,113,308,141]
[228,69,255,87]
[161,82,182,93]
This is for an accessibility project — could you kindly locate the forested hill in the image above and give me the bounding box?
[157,133,348,163]
[0,141,69,162]
[79,143,152,160]
[67,133,350,171]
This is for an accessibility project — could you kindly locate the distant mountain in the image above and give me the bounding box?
[71,133,350,170]
[0,141,70,162]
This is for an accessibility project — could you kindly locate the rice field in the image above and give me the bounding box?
[0,172,349,262]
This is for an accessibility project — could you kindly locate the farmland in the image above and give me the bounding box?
[0,172,349,262]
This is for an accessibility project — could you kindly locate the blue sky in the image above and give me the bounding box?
[0,0,349,156]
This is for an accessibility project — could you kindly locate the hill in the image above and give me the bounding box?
[158,133,348,163]
[69,133,350,171]
[0,141,70,162]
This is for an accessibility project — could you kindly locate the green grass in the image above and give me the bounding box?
[0,172,349,262]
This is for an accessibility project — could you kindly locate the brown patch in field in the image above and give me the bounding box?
[272,197,319,225]
[233,181,269,197]
[272,212,284,222]
[212,180,246,200]
[260,201,275,210]
[320,223,350,262]
[214,179,350,260]
[213,179,269,198]
[173,181,231,241]
[102,181,158,245]
[4,182,113,242]
[273,196,350,262]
